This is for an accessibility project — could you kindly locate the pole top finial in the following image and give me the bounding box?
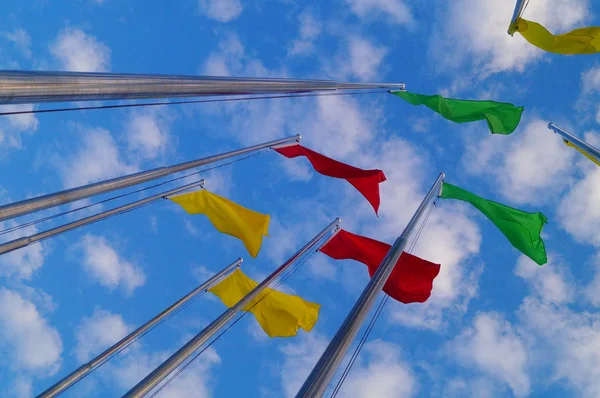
[335,217,342,224]
[295,134,302,142]
[548,122,555,130]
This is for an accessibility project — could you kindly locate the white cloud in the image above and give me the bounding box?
[50,28,111,72]
[11,376,33,398]
[335,340,418,398]
[462,119,575,205]
[583,255,600,307]
[514,254,575,304]
[328,36,387,81]
[0,104,39,149]
[201,32,270,78]
[198,0,243,22]
[58,126,137,188]
[430,0,590,76]
[125,110,172,161]
[2,28,32,58]
[278,332,329,397]
[75,309,132,362]
[0,288,62,373]
[345,0,413,25]
[0,220,45,280]
[184,219,200,237]
[76,234,146,295]
[447,312,530,397]
[288,12,322,57]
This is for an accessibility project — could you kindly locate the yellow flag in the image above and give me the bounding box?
[169,190,269,257]
[513,18,600,54]
[563,139,600,166]
[208,269,320,338]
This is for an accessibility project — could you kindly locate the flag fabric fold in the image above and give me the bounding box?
[440,182,548,265]
[512,18,600,55]
[319,229,441,304]
[208,269,320,338]
[169,189,269,258]
[563,139,600,166]
[390,91,524,135]
[275,144,386,215]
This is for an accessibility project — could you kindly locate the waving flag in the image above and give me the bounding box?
[391,91,524,135]
[319,229,440,304]
[275,144,386,215]
[169,189,269,258]
[208,269,320,338]
[440,182,548,265]
[512,18,600,55]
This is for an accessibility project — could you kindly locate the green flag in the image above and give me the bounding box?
[440,182,548,265]
[391,91,524,135]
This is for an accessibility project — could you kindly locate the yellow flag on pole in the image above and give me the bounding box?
[208,269,320,338]
[563,139,600,166]
[513,18,600,54]
[169,190,270,257]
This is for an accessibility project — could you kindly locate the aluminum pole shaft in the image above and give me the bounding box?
[508,0,528,35]
[0,71,405,105]
[549,123,600,163]
[296,173,445,398]
[36,258,242,398]
[123,218,342,398]
[0,135,299,222]
[0,180,204,256]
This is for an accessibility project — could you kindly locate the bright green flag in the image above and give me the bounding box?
[440,182,548,265]
[391,91,524,135]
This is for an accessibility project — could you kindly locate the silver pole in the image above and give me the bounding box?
[549,123,600,163]
[0,135,299,222]
[36,258,242,398]
[507,0,527,35]
[123,218,342,398]
[0,71,406,105]
[296,173,445,398]
[0,180,204,256]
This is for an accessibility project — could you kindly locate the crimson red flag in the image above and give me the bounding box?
[319,229,440,304]
[275,144,386,215]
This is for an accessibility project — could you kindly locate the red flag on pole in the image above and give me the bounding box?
[275,144,386,215]
[319,229,440,303]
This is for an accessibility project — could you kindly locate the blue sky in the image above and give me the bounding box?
[0,0,600,397]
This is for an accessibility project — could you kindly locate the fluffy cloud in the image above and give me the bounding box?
[0,288,62,373]
[288,11,322,57]
[345,0,414,25]
[49,28,111,72]
[430,0,590,76]
[0,104,39,149]
[0,220,45,280]
[198,0,243,22]
[447,312,530,397]
[335,340,418,398]
[125,110,172,161]
[278,332,329,397]
[514,254,575,304]
[75,234,146,295]
[327,36,388,81]
[57,125,137,188]
[462,119,575,205]
[75,309,132,362]
[2,28,32,59]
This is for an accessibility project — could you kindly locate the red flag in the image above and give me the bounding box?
[319,229,440,304]
[275,144,386,215]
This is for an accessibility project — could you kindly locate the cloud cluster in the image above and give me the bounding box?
[50,28,111,72]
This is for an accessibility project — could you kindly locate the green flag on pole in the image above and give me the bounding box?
[391,91,524,135]
[440,182,548,265]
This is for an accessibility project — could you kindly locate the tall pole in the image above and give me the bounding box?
[0,180,204,256]
[0,135,299,222]
[0,71,406,105]
[549,123,600,164]
[36,258,242,398]
[507,0,527,35]
[123,218,342,398]
[296,173,445,398]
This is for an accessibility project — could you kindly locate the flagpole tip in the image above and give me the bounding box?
[295,134,302,142]
[199,179,206,186]
[440,172,446,179]
[335,217,342,224]
[237,257,243,265]
[548,122,555,129]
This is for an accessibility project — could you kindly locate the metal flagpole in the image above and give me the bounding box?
[0,71,406,105]
[296,173,445,398]
[508,0,527,35]
[548,123,600,164]
[123,218,342,398]
[36,258,242,398]
[0,180,205,257]
[0,135,299,222]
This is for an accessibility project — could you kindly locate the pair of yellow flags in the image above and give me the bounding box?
[169,189,319,338]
